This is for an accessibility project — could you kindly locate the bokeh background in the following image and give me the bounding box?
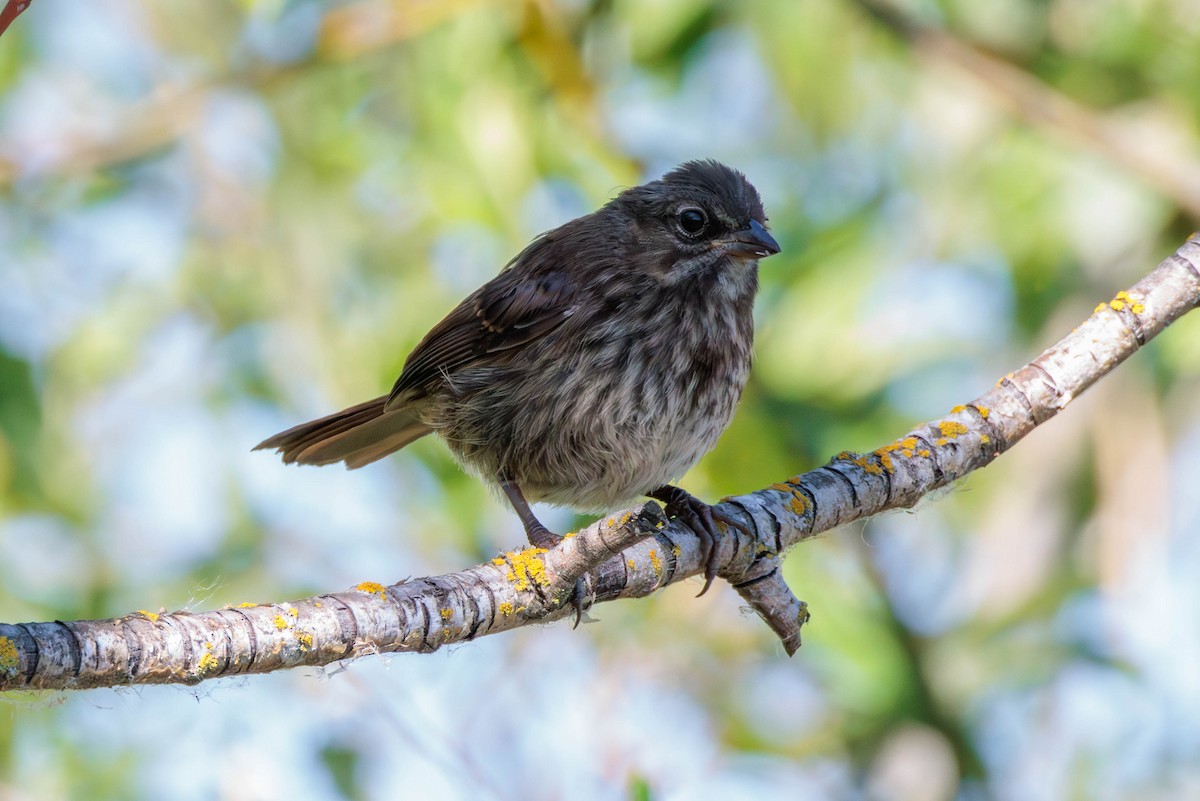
[2,0,1200,799]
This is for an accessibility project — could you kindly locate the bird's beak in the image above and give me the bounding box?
[722,219,781,260]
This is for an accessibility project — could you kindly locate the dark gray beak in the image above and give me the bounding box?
[724,219,781,259]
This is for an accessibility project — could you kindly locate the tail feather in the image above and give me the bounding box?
[255,396,432,469]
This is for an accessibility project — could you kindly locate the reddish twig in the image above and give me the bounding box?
[0,0,31,39]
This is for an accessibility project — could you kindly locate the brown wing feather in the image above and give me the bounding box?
[386,237,578,409]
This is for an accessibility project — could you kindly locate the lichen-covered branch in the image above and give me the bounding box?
[1,234,1197,692]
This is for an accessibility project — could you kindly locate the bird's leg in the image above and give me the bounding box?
[499,478,561,548]
[649,485,750,597]
[500,477,590,626]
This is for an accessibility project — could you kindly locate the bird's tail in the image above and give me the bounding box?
[254,396,432,469]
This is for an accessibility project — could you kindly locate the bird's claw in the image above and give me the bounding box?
[516,513,585,623]
[650,485,739,596]
[567,577,588,628]
[524,521,562,550]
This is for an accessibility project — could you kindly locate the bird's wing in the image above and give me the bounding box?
[386,243,578,409]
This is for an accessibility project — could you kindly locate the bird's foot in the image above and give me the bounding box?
[517,518,589,626]
[501,478,562,550]
[649,485,749,596]
[523,519,562,550]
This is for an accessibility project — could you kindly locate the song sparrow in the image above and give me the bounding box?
[257,160,780,594]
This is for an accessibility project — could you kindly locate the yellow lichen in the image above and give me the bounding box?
[498,601,515,616]
[499,547,550,591]
[237,602,256,609]
[273,615,290,630]
[938,421,968,439]
[788,494,808,515]
[285,606,298,618]
[0,636,18,674]
[605,511,634,529]
[440,608,453,620]
[918,449,931,458]
[137,610,159,622]
[296,631,314,651]
[842,451,884,476]
[355,581,388,599]
[626,559,637,570]
[936,438,949,446]
[562,531,576,539]
[975,405,990,418]
[1094,302,1107,313]
[769,482,793,493]
[1107,290,1142,313]
[197,643,219,674]
[950,405,966,414]
[671,544,682,557]
[877,443,904,459]
[649,549,663,577]
[876,438,916,462]
[980,434,991,445]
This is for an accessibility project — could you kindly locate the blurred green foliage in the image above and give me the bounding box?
[1,1,1199,799]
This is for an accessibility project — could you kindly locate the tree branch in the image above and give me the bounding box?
[0,0,31,40]
[2,234,1197,691]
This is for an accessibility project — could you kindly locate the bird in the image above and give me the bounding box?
[256,159,781,594]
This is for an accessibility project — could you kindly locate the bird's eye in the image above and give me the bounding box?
[677,208,708,236]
